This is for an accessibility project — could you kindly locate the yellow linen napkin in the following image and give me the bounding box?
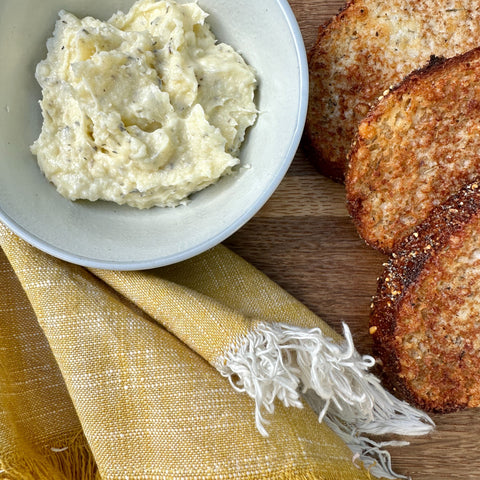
[0,223,432,479]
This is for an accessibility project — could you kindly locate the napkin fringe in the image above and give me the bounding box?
[0,433,99,480]
[217,321,434,480]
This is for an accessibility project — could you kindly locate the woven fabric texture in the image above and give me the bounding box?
[0,222,378,479]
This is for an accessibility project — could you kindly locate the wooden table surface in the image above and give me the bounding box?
[225,1,480,478]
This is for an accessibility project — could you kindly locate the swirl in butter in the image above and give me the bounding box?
[31,0,257,208]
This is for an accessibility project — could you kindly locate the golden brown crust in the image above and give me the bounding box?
[305,0,480,183]
[370,181,480,412]
[303,1,355,182]
[346,46,480,253]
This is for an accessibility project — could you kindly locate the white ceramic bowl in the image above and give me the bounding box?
[0,0,308,270]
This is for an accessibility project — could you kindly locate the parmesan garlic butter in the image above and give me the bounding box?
[31,0,257,208]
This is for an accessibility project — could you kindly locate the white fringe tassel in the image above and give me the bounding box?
[216,322,434,480]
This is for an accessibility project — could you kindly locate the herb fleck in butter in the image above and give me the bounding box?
[31,0,257,209]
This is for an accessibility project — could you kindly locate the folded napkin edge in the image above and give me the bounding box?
[0,430,99,480]
[216,320,434,480]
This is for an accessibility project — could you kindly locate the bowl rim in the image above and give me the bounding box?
[0,0,309,271]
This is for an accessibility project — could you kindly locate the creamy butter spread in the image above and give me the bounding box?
[31,0,257,208]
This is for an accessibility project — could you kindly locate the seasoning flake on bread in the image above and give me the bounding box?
[346,46,480,253]
[370,180,480,412]
[305,0,480,182]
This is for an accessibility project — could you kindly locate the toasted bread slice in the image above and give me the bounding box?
[370,180,480,412]
[306,0,480,182]
[346,47,480,254]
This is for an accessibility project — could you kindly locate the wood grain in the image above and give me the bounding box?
[224,1,480,478]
